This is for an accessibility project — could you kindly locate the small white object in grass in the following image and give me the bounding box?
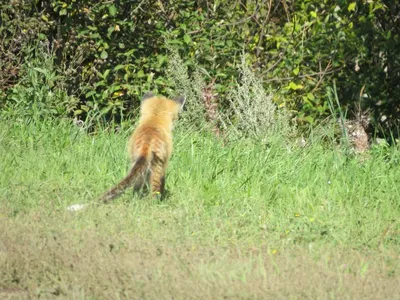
[67,203,88,212]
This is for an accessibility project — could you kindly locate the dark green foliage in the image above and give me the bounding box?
[0,0,399,135]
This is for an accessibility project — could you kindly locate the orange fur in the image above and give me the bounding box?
[99,92,185,203]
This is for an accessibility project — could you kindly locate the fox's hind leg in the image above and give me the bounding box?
[133,169,150,197]
[150,157,166,199]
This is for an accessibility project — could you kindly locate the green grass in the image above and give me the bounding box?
[1,118,399,299]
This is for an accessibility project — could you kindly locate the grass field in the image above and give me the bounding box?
[1,118,399,299]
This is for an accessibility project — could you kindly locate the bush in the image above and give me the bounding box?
[165,49,206,127]
[221,56,295,142]
[1,44,78,120]
[0,0,398,137]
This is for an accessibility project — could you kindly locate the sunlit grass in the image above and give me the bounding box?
[0,118,399,298]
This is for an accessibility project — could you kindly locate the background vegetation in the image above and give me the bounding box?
[1,0,399,135]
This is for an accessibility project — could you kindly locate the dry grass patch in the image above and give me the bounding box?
[1,209,399,300]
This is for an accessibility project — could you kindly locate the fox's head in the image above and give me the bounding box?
[140,91,185,120]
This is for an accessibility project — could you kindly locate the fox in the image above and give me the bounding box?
[66,92,185,212]
[99,91,185,203]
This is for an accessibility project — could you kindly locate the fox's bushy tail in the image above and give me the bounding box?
[99,155,150,204]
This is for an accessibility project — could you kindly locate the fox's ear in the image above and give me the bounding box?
[142,91,155,101]
[174,95,186,107]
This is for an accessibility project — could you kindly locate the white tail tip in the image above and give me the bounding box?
[67,203,88,212]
